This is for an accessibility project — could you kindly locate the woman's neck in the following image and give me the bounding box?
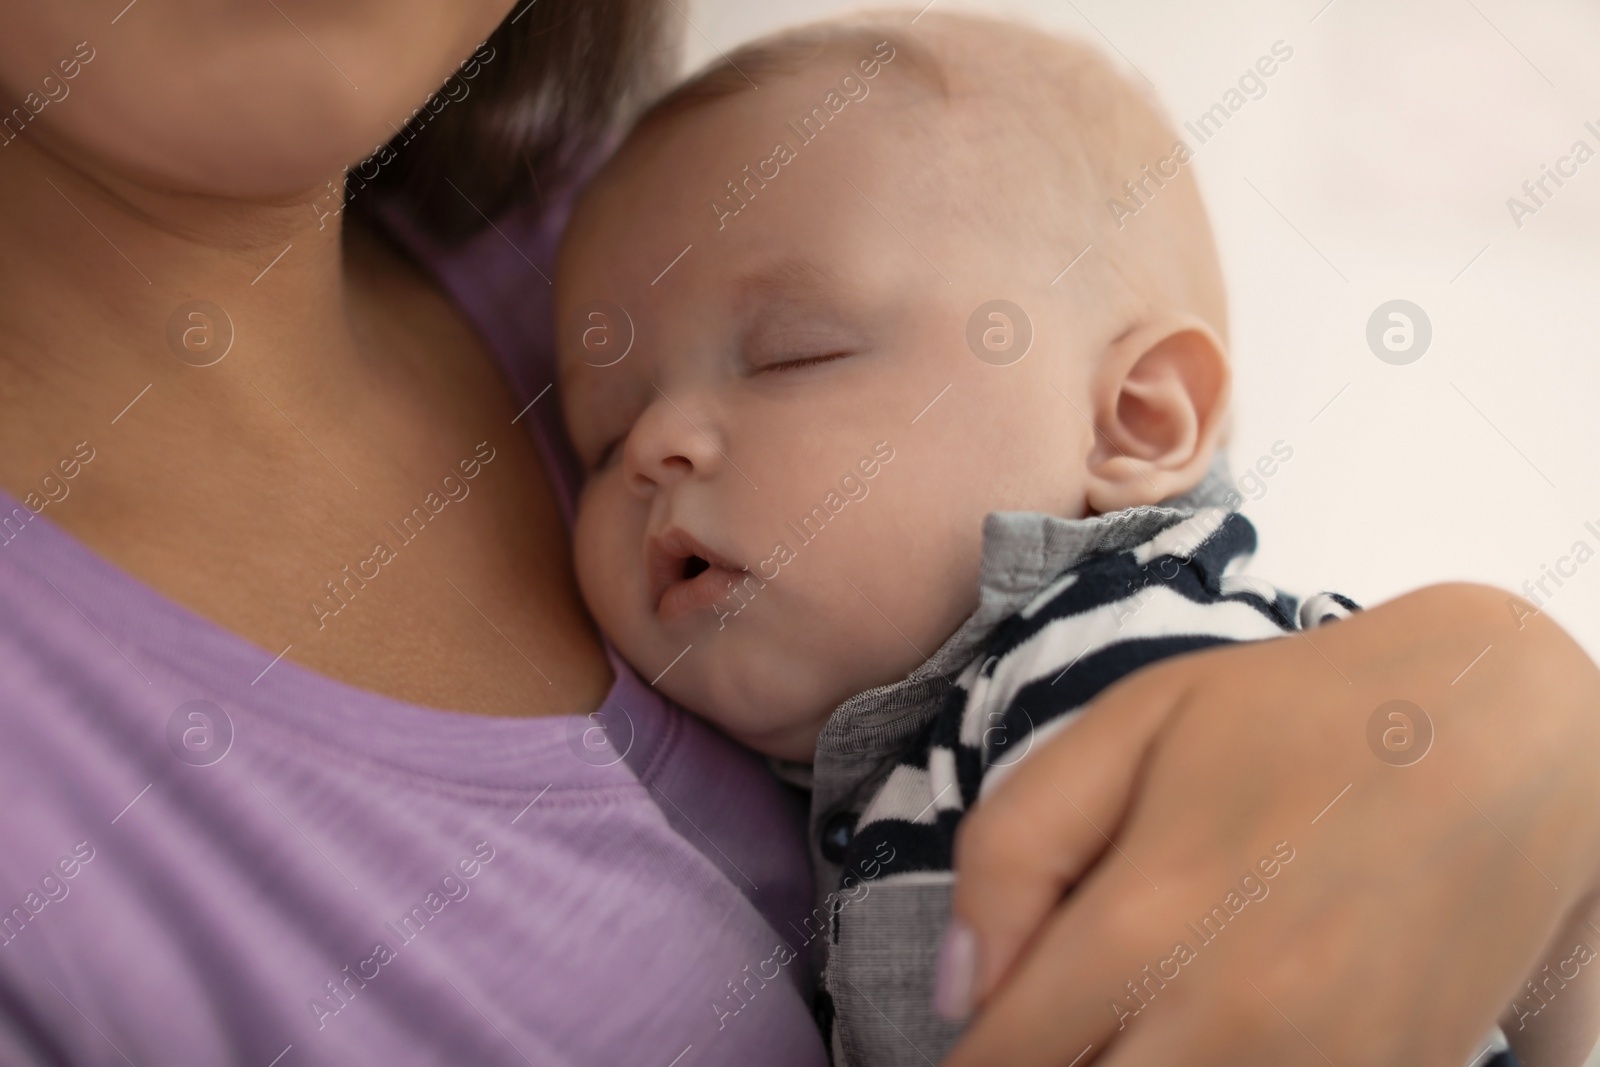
[0,132,614,717]
[0,133,368,469]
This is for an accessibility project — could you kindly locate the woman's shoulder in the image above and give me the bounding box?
[365,193,587,514]
[367,194,568,404]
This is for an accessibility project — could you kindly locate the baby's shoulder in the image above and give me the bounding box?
[953,511,1360,775]
[987,511,1358,661]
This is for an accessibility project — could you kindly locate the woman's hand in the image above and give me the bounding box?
[943,582,1600,1065]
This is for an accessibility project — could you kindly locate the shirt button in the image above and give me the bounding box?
[820,811,857,864]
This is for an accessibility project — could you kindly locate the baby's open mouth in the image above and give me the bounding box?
[647,530,747,622]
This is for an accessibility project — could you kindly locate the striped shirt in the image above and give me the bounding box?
[800,503,1515,1067]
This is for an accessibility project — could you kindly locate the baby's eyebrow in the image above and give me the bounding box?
[734,258,845,309]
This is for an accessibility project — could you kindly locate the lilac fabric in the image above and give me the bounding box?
[0,197,826,1066]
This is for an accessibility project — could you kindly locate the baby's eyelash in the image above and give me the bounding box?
[761,350,853,373]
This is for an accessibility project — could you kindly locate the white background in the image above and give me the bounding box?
[681,0,1600,660]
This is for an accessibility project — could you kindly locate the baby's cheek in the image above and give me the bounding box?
[571,485,640,640]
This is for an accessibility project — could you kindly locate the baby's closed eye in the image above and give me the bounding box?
[752,349,858,374]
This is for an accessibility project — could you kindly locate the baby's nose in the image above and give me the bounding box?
[622,389,727,497]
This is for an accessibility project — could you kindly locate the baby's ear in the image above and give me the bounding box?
[1082,316,1229,514]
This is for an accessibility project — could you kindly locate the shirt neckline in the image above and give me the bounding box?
[0,480,661,793]
[811,449,1243,763]
[909,451,1241,680]
[0,199,666,794]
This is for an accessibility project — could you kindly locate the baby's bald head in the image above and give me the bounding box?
[628,10,1228,349]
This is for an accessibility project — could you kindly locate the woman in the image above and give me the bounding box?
[0,1,1594,1064]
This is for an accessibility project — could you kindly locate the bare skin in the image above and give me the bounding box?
[0,126,611,719]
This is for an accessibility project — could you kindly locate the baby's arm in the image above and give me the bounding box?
[1503,897,1600,1067]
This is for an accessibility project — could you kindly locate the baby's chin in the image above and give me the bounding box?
[726,718,826,764]
[672,681,828,763]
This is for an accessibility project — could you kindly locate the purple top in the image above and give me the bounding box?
[0,198,826,1066]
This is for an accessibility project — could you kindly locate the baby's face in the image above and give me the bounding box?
[558,63,1097,760]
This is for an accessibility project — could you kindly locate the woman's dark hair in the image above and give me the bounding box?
[361,0,676,242]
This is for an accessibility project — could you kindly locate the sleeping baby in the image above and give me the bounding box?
[553,11,1566,1066]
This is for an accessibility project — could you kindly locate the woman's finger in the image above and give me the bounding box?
[947,661,1184,1013]
[947,760,1532,1067]
[1087,985,1354,1067]
[942,848,1179,1067]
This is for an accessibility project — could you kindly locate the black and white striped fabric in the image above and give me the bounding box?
[837,507,1356,890]
[814,506,1517,1067]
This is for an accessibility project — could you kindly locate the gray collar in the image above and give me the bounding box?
[892,447,1238,683]
[908,505,1196,679]
[810,452,1237,762]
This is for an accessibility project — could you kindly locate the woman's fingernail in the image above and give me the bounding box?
[934,917,978,1021]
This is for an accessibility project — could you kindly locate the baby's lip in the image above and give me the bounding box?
[645,527,747,618]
